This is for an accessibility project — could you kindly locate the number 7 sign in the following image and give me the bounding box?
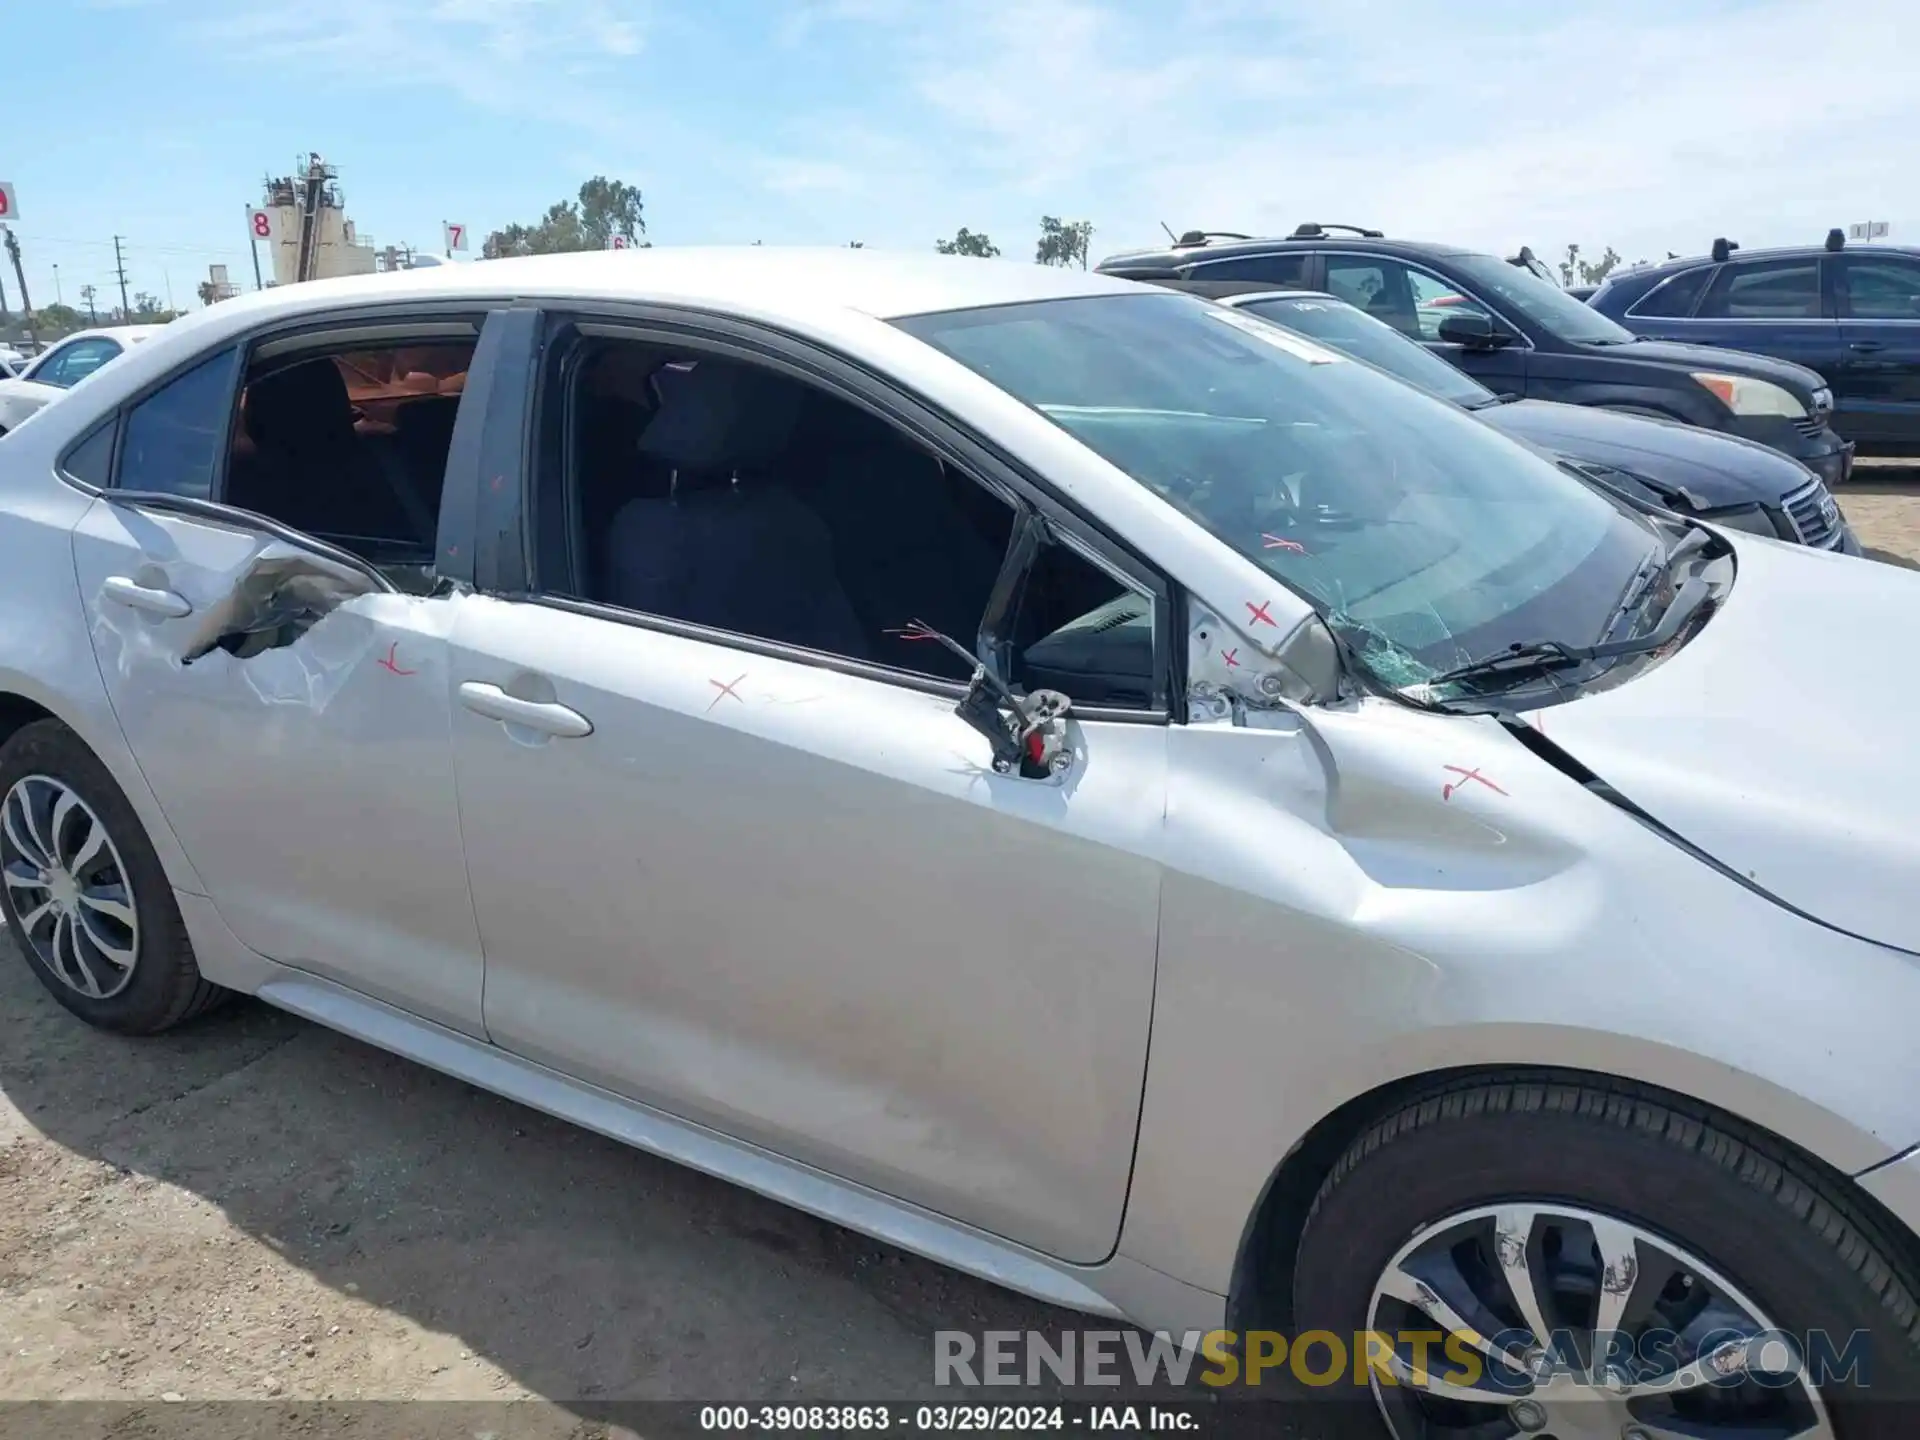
[443,221,468,253]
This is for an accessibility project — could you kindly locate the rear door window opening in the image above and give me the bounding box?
[101,321,482,593]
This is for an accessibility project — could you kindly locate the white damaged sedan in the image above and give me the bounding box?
[1,249,1917,1438]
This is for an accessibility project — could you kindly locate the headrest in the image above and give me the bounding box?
[245,358,355,450]
[635,359,804,472]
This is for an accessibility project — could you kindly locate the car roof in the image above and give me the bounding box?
[1603,240,1920,287]
[50,325,167,346]
[1097,235,1478,274]
[1215,288,1343,305]
[177,247,1138,332]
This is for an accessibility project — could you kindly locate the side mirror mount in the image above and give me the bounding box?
[1437,311,1507,349]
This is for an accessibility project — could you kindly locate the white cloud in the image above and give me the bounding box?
[764,0,1920,263]
[191,0,1919,262]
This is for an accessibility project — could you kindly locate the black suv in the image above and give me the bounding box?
[1588,231,1920,456]
[1095,225,1854,487]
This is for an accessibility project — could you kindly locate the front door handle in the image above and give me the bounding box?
[1849,340,1887,353]
[101,576,192,618]
[458,682,593,738]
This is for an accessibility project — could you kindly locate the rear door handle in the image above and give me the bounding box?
[458,681,593,738]
[1849,340,1887,353]
[101,576,193,618]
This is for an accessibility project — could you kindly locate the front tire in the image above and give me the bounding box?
[0,719,226,1033]
[1293,1076,1920,1439]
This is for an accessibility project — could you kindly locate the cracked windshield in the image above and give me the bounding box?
[900,290,1660,686]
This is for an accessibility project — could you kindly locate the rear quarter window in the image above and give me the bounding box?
[1628,267,1714,318]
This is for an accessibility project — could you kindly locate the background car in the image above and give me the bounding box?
[1096,225,1856,487]
[1590,232,1920,456]
[0,324,166,433]
[1156,281,1859,553]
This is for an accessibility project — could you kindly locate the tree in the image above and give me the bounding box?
[483,176,647,258]
[30,304,85,338]
[196,280,226,308]
[1559,242,1624,287]
[127,292,180,322]
[935,228,1000,259]
[847,241,865,248]
[1579,246,1622,285]
[1035,216,1093,269]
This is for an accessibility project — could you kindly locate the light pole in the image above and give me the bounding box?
[52,263,61,305]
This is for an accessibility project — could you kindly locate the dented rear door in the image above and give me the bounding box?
[70,500,488,1037]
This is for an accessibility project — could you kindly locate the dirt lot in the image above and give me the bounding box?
[4,475,1918,1427]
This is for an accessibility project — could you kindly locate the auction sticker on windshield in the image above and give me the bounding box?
[1208,307,1346,364]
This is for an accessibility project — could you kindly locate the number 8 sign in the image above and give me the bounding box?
[0,183,18,221]
[249,209,272,239]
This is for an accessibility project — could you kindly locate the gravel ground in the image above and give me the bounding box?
[3,473,1917,1425]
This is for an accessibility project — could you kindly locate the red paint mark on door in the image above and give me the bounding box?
[1441,765,1507,801]
[376,642,417,676]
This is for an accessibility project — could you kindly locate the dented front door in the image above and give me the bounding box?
[70,499,487,1035]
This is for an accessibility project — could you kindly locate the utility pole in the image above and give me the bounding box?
[112,235,131,321]
[3,228,36,346]
[80,284,98,324]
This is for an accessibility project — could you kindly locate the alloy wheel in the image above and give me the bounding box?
[2,774,141,1000]
[1365,1201,1833,1440]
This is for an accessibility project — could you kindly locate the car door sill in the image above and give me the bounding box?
[255,974,1126,1319]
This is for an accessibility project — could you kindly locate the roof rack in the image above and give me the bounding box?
[1710,237,1739,263]
[1288,222,1385,240]
[1825,227,1846,252]
[1173,230,1254,248]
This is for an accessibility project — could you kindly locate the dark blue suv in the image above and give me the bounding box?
[1096,226,1854,488]
[1589,232,1920,457]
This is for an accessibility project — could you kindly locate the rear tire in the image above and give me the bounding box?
[1292,1075,1920,1439]
[0,719,227,1033]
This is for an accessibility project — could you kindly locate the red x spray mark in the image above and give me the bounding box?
[1262,533,1307,554]
[1441,765,1507,801]
[376,641,417,676]
[1221,648,1241,669]
[1246,600,1277,627]
[706,673,747,713]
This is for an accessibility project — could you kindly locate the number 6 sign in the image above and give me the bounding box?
[443,221,468,253]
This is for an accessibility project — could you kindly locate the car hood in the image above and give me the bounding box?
[1481,399,1814,508]
[1579,337,1828,396]
[1541,535,1920,955]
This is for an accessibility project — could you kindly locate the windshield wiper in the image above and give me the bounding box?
[1461,392,1517,411]
[1422,575,1712,691]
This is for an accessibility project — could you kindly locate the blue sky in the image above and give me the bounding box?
[7,0,1916,313]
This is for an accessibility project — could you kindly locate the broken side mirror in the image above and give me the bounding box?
[891,617,1074,780]
[955,674,1073,779]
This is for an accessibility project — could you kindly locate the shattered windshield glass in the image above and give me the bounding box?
[896,291,1655,683]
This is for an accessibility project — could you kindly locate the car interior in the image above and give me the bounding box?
[553,341,1156,703]
[221,341,473,589]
